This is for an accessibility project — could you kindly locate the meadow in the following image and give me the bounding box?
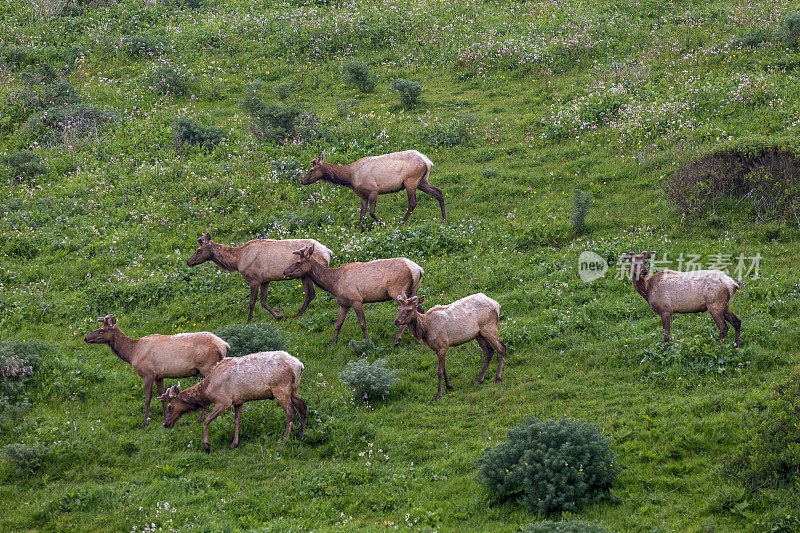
[1,0,800,530]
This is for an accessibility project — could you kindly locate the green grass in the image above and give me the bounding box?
[2,0,800,530]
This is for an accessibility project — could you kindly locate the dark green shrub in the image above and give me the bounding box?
[780,12,800,46]
[343,61,376,93]
[147,66,190,96]
[338,358,399,401]
[734,28,772,47]
[425,112,475,147]
[0,340,46,426]
[19,62,59,85]
[1,442,47,478]
[25,103,118,144]
[214,322,287,358]
[477,417,619,514]
[170,0,203,7]
[2,150,48,182]
[571,189,593,235]
[336,98,358,117]
[272,81,296,101]
[0,45,35,69]
[123,35,169,58]
[390,78,422,108]
[729,373,800,491]
[173,116,225,150]
[240,90,305,143]
[522,520,611,533]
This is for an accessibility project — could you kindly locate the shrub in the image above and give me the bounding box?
[665,137,800,222]
[214,322,287,358]
[390,78,422,108]
[571,189,593,235]
[477,417,619,514]
[272,81,296,101]
[1,442,47,478]
[2,150,48,182]
[123,35,169,58]
[173,116,225,150]
[522,520,611,533]
[425,111,475,147]
[779,12,800,46]
[240,90,305,143]
[147,66,190,96]
[728,373,800,491]
[0,340,46,426]
[336,98,358,117]
[338,358,399,401]
[343,61,376,93]
[26,103,118,145]
[734,28,772,47]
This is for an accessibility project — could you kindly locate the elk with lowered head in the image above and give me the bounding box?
[187,233,333,323]
[158,351,307,452]
[301,150,446,231]
[282,244,423,345]
[621,251,742,347]
[394,292,506,400]
[84,315,229,428]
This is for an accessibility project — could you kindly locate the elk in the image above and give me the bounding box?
[158,351,307,451]
[282,244,423,345]
[301,150,446,231]
[187,233,334,323]
[84,315,228,428]
[620,251,741,347]
[394,292,506,401]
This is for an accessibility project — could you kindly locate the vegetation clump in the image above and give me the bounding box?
[214,322,287,358]
[390,78,422,108]
[571,189,593,235]
[780,12,800,46]
[240,88,306,143]
[173,116,225,150]
[338,358,399,401]
[343,61,376,93]
[272,81,296,101]
[148,66,190,96]
[522,520,611,533]
[425,111,475,147]
[477,417,619,514]
[0,340,45,426]
[734,28,772,47]
[1,442,47,479]
[25,103,118,145]
[1,150,47,182]
[123,35,170,58]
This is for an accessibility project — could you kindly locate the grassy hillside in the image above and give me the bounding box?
[2,0,800,530]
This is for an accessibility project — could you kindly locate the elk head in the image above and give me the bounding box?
[301,152,325,185]
[187,233,213,266]
[84,315,118,344]
[283,244,316,279]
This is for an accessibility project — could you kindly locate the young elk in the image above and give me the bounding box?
[187,233,333,323]
[158,351,307,452]
[621,251,742,347]
[84,315,228,428]
[282,244,423,345]
[394,292,506,401]
[301,150,446,231]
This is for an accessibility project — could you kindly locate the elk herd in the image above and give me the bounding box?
[83,150,742,452]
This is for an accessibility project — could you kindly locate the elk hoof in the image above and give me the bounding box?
[140,420,149,430]
[203,443,210,453]
[229,442,238,450]
[477,378,485,384]
[495,377,503,383]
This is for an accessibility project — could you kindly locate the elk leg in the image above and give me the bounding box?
[230,404,243,449]
[352,302,370,343]
[443,366,453,391]
[260,281,284,320]
[276,391,295,439]
[247,282,259,324]
[291,390,308,439]
[432,350,448,401]
[156,378,166,422]
[725,309,742,348]
[368,192,381,224]
[476,336,494,383]
[419,182,446,223]
[394,324,407,346]
[481,325,507,382]
[403,188,418,224]
[710,308,728,344]
[141,377,155,429]
[296,276,316,317]
[661,313,672,344]
[197,405,208,423]
[332,305,350,345]
[202,402,230,453]
[359,196,367,232]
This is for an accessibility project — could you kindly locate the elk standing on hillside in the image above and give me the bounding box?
[187,233,334,323]
[394,292,506,400]
[84,315,229,428]
[620,251,742,347]
[301,150,446,231]
[282,244,423,345]
[159,351,307,451]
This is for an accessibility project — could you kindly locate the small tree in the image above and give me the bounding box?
[571,189,593,235]
[343,61,376,93]
[214,322,287,358]
[2,150,47,182]
[173,116,225,150]
[390,78,422,108]
[338,358,399,401]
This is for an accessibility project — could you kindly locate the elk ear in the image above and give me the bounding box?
[417,295,425,305]
[307,244,315,256]
[396,291,408,303]
[109,315,117,326]
[319,151,325,163]
[643,251,655,259]
[620,253,632,261]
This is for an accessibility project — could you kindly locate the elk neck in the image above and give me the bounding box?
[209,242,241,272]
[306,260,339,294]
[631,270,651,301]
[321,163,354,189]
[107,329,136,365]
[407,311,429,342]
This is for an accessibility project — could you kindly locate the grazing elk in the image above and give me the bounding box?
[621,251,742,347]
[84,315,228,428]
[301,150,446,231]
[187,233,333,323]
[282,244,423,345]
[159,351,307,451]
[394,292,506,401]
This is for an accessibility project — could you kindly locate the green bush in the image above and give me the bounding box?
[390,78,422,108]
[477,417,619,514]
[336,98,358,117]
[173,116,225,150]
[123,35,170,58]
[2,150,48,182]
[0,340,46,426]
[734,28,772,47]
[729,373,800,491]
[25,103,118,145]
[240,90,305,143]
[571,189,593,235]
[272,81,296,101]
[343,61,376,93]
[780,12,800,46]
[338,358,400,401]
[425,112,474,147]
[1,442,47,479]
[147,66,190,96]
[522,520,611,533]
[214,322,287,358]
